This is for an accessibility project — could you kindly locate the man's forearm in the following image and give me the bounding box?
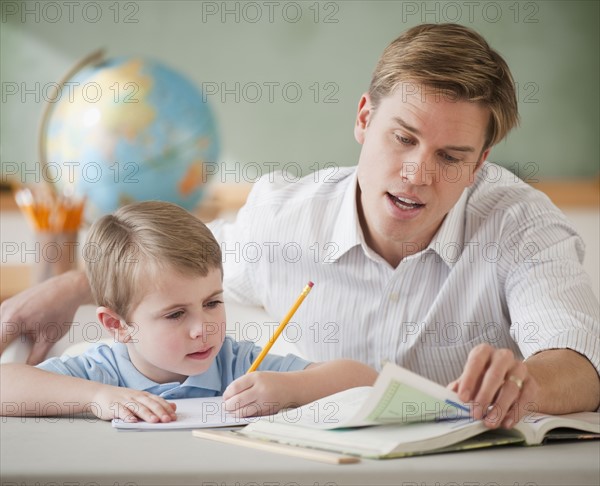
[291,360,378,405]
[525,348,600,414]
[1,269,94,363]
[69,269,94,305]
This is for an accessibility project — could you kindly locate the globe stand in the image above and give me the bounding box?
[37,48,106,191]
[26,49,105,283]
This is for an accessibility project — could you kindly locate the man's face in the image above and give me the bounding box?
[354,85,491,266]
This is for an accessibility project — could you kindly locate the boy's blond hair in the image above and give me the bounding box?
[369,23,519,149]
[84,200,222,320]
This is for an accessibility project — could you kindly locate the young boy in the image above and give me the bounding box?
[1,201,377,424]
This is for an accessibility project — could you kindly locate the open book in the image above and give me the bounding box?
[112,397,256,430]
[236,362,600,458]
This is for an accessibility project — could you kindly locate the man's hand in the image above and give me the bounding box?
[0,270,91,364]
[448,343,540,429]
[91,385,178,423]
[449,344,600,429]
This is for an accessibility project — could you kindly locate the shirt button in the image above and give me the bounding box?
[389,292,400,302]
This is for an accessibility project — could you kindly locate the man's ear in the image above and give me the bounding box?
[354,93,373,145]
[471,147,492,182]
[477,147,491,171]
[96,306,131,343]
[469,147,491,184]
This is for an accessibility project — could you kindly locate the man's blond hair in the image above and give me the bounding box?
[84,200,222,320]
[369,23,519,149]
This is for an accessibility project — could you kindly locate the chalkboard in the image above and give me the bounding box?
[1,0,598,181]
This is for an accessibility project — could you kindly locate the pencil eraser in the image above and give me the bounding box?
[308,281,314,288]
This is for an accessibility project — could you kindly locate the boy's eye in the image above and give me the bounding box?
[204,300,223,309]
[166,310,185,320]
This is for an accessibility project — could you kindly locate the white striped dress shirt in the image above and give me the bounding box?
[209,163,599,385]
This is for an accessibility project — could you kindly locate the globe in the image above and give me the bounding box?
[45,56,219,219]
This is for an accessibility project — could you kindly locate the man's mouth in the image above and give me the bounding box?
[387,192,425,210]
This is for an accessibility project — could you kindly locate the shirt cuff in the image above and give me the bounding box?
[524,329,600,377]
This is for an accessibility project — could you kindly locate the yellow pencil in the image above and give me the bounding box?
[246,281,314,373]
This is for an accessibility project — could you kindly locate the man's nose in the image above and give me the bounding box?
[400,153,435,185]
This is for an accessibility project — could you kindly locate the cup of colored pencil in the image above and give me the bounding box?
[15,187,86,284]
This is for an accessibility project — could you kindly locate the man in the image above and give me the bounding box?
[2,24,599,429]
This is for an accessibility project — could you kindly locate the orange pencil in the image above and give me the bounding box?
[246,281,314,373]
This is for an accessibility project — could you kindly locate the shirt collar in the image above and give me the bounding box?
[329,170,363,262]
[113,343,223,393]
[180,359,222,392]
[329,169,469,267]
[423,187,469,268]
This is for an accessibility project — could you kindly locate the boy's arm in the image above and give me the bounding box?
[0,363,177,423]
[223,359,377,416]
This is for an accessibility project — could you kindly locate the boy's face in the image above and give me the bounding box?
[354,84,491,265]
[124,267,226,384]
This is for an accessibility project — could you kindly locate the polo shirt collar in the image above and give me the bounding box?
[180,359,222,392]
[113,343,223,393]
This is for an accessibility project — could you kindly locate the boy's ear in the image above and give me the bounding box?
[96,307,131,343]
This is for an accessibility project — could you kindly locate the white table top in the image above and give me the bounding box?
[2,415,599,485]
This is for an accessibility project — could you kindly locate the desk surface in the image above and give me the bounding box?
[1,416,599,485]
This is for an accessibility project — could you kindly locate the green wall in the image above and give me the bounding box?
[2,0,599,182]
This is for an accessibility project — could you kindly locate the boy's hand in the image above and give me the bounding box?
[91,385,178,423]
[223,372,297,417]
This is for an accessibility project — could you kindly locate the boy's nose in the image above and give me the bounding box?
[189,322,204,339]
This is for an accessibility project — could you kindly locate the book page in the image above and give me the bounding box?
[241,415,524,458]
[270,386,373,429]
[355,362,470,425]
[112,397,257,430]
[515,411,600,444]
[263,363,470,430]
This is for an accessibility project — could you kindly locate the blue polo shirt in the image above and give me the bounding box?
[36,337,311,399]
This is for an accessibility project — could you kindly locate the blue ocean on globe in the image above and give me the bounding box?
[46,56,219,218]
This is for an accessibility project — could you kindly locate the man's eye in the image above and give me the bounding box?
[166,311,184,320]
[204,300,223,309]
[395,134,413,145]
[440,152,459,163]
